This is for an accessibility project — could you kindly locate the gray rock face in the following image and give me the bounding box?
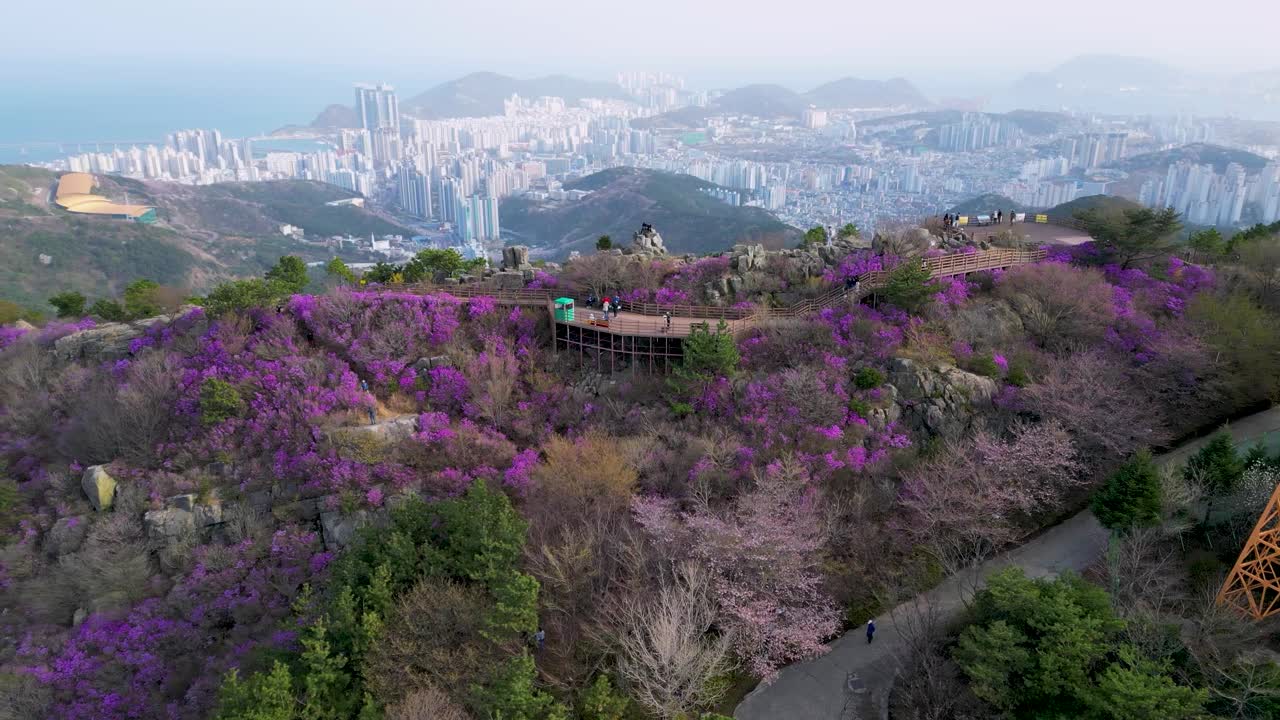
[502,245,532,271]
[493,271,526,290]
[867,384,902,431]
[46,516,90,556]
[888,358,997,440]
[142,493,222,541]
[329,416,418,445]
[144,508,195,541]
[81,466,117,511]
[731,244,767,272]
[320,509,370,550]
[632,223,667,255]
[412,355,452,373]
[52,308,207,362]
[872,227,933,259]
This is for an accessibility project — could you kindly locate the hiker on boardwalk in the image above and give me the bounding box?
[602,299,612,320]
[663,311,672,332]
[997,210,1004,224]
[866,619,876,644]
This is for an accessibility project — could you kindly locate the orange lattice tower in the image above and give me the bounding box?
[1218,481,1280,620]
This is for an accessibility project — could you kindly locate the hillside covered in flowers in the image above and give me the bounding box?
[1,214,1279,720]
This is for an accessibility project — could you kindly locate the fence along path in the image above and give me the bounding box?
[389,247,1048,338]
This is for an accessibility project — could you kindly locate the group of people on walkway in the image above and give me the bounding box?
[942,210,1016,229]
[586,292,624,321]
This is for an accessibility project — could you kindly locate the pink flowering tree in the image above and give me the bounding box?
[633,458,841,680]
[898,421,1083,573]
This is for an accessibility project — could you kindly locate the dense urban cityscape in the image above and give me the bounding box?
[40,72,1280,264]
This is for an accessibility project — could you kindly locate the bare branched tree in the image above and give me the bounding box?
[386,684,471,720]
[612,562,736,719]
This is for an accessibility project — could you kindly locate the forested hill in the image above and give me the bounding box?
[500,167,800,257]
[0,166,412,312]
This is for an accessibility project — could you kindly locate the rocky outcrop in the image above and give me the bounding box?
[320,509,370,550]
[144,508,195,541]
[502,245,532,271]
[46,516,89,556]
[144,493,223,541]
[329,416,418,445]
[872,227,933,259]
[52,310,205,362]
[493,271,527,290]
[887,358,997,439]
[412,355,453,373]
[631,223,667,255]
[81,466,117,511]
[866,383,902,432]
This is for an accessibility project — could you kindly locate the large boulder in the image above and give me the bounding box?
[731,244,766,272]
[53,308,207,362]
[320,509,371,550]
[166,493,223,527]
[46,516,90,556]
[54,318,160,361]
[493,271,526,290]
[329,416,418,445]
[143,508,194,541]
[632,223,667,255]
[502,245,532,271]
[81,466,117,511]
[888,358,997,439]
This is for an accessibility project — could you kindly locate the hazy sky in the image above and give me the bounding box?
[4,0,1276,87]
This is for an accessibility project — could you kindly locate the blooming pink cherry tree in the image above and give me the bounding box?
[633,458,840,680]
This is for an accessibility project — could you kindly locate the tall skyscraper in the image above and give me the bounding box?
[397,165,433,219]
[355,83,400,134]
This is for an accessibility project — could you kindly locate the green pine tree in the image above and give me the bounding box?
[215,661,297,720]
[1184,429,1244,496]
[1092,449,1163,531]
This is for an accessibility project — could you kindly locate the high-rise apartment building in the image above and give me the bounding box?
[355,83,400,134]
[397,165,433,219]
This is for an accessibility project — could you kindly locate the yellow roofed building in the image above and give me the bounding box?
[54,173,157,223]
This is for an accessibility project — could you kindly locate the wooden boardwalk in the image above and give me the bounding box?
[390,247,1048,369]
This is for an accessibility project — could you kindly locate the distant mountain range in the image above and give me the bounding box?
[0,166,411,311]
[306,73,931,128]
[634,77,931,129]
[1000,54,1280,120]
[500,167,799,258]
[1113,143,1270,174]
[296,55,1280,130]
[403,72,631,118]
[947,193,1141,219]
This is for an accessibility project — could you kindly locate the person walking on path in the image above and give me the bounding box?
[360,379,376,424]
[663,311,672,332]
[534,627,546,653]
[866,619,876,644]
[602,299,611,321]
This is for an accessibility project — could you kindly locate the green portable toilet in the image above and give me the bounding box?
[554,298,575,322]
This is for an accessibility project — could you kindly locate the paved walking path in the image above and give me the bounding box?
[735,406,1280,720]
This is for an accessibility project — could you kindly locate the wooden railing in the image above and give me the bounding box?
[387,247,1049,334]
[857,248,1048,287]
[613,299,751,320]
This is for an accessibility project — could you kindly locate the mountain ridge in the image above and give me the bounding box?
[500,167,799,258]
